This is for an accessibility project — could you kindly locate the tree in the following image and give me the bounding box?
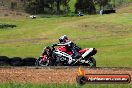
[75,0,96,14]
[54,0,70,15]
[94,0,109,10]
[24,0,70,15]
[55,0,60,14]
[10,1,17,10]
[24,0,38,14]
[63,0,70,14]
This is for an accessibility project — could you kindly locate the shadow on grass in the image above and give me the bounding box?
[0,56,36,66]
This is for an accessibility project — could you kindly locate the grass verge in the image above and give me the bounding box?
[0,83,132,88]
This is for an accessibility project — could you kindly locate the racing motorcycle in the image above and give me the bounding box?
[35,45,97,67]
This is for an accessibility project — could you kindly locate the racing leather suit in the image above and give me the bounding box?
[54,41,81,59]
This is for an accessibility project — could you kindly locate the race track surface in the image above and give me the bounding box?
[0,67,132,84]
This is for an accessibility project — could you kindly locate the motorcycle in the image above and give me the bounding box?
[35,45,97,67]
[35,46,53,66]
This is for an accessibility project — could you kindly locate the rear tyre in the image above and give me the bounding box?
[88,57,96,67]
[84,57,96,67]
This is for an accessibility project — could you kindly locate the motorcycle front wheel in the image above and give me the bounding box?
[35,57,49,66]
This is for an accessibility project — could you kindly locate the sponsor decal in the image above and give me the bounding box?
[76,66,131,85]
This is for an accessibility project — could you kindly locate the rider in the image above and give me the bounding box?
[53,35,82,59]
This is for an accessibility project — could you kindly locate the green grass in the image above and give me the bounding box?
[0,83,132,88]
[0,4,132,67]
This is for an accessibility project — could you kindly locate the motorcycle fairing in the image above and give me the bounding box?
[54,50,73,64]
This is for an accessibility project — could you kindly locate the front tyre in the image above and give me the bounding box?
[35,57,49,66]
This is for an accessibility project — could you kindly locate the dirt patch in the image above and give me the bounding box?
[0,37,48,44]
[117,3,132,13]
[0,6,28,18]
[0,67,131,84]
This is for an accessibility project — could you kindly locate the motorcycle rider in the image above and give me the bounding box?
[53,35,82,61]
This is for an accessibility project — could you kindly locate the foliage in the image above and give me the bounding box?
[1,0,131,14]
[75,0,96,14]
[10,1,17,10]
[94,0,110,10]
[24,0,70,14]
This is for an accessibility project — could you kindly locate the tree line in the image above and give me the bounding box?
[8,0,116,15]
[10,0,71,15]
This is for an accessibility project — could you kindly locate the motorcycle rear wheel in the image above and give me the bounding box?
[86,57,96,67]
